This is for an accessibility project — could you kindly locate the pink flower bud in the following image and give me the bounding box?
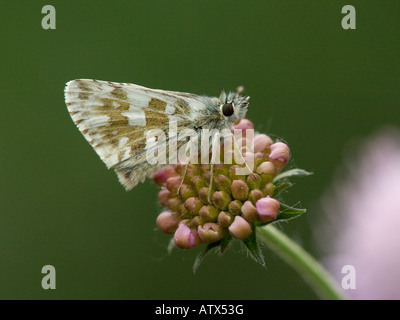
[228,216,252,240]
[198,187,213,204]
[256,161,276,176]
[248,189,263,205]
[246,173,262,190]
[202,171,211,184]
[198,223,225,243]
[166,176,181,193]
[264,183,274,196]
[190,176,206,192]
[238,137,252,154]
[178,184,196,201]
[177,204,187,215]
[184,197,204,215]
[174,221,202,249]
[228,200,243,215]
[256,196,280,222]
[232,119,254,132]
[158,189,171,207]
[215,174,232,193]
[231,179,249,201]
[218,211,234,228]
[199,205,219,222]
[152,166,177,186]
[254,152,267,167]
[191,216,205,228]
[269,142,290,167]
[254,134,273,153]
[167,198,181,211]
[156,211,180,234]
[213,191,231,210]
[232,120,254,139]
[241,201,258,222]
[242,152,255,172]
[256,161,277,184]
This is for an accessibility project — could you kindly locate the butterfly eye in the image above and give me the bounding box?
[222,102,234,117]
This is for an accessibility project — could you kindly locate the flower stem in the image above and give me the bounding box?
[257,225,346,300]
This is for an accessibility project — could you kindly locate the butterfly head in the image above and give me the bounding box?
[219,87,250,125]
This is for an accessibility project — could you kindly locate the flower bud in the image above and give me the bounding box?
[213,191,231,210]
[215,174,232,194]
[198,223,225,243]
[178,184,196,201]
[238,137,252,154]
[263,183,274,196]
[248,189,263,205]
[269,142,290,168]
[241,201,258,222]
[254,152,267,167]
[166,176,181,193]
[222,149,236,165]
[256,161,276,184]
[158,189,171,207]
[199,205,219,222]
[152,165,177,186]
[218,211,234,228]
[231,179,249,201]
[213,163,229,176]
[254,134,273,153]
[228,200,243,215]
[199,164,210,173]
[242,152,255,174]
[156,211,181,234]
[190,176,206,192]
[256,196,280,222]
[191,216,205,228]
[184,197,204,215]
[174,221,202,249]
[232,119,254,132]
[167,197,181,212]
[177,204,187,216]
[174,162,185,175]
[185,164,200,180]
[198,187,213,204]
[246,173,261,190]
[202,171,211,185]
[228,216,252,240]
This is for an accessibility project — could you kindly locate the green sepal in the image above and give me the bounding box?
[192,234,232,273]
[193,240,221,273]
[273,168,313,183]
[219,233,232,255]
[272,181,293,197]
[277,203,307,220]
[256,203,307,227]
[243,223,265,267]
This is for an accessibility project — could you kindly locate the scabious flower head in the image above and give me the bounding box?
[152,119,307,268]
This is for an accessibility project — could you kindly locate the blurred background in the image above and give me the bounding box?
[0,1,399,299]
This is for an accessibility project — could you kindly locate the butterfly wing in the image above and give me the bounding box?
[65,79,198,190]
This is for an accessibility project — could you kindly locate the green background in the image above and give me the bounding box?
[1,1,399,299]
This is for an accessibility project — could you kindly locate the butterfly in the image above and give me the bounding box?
[64,79,250,191]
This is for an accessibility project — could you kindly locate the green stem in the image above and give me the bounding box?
[257,225,346,300]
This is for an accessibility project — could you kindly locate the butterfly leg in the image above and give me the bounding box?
[177,141,191,196]
[177,162,189,196]
[232,132,254,176]
[208,131,221,203]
